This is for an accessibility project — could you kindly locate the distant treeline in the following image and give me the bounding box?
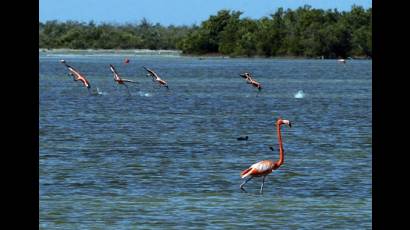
[39,5,371,58]
[39,18,193,50]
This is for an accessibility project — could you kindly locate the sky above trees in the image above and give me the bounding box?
[39,0,371,26]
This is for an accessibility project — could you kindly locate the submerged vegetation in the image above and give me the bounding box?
[39,5,371,58]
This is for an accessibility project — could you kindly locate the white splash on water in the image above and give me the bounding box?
[138,91,152,97]
[294,90,305,99]
[96,87,108,95]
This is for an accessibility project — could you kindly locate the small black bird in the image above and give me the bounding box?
[237,136,248,141]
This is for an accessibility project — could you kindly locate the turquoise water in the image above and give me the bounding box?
[40,54,371,229]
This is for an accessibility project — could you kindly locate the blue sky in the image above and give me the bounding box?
[40,0,372,26]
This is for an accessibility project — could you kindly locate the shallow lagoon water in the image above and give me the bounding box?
[40,54,371,229]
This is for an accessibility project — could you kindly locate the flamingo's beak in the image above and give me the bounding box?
[288,122,292,128]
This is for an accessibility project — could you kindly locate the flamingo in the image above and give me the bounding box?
[143,66,169,89]
[240,118,292,194]
[240,72,262,91]
[109,64,137,96]
[60,59,92,93]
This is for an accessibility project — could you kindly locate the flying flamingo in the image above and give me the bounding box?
[143,66,169,89]
[109,64,137,96]
[240,118,292,194]
[240,72,262,91]
[60,59,92,94]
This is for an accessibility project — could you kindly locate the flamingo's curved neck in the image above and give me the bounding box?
[275,124,284,167]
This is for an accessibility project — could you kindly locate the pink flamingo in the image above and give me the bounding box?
[60,59,92,94]
[109,64,137,96]
[240,72,262,91]
[143,66,169,89]
[240,118,292,194]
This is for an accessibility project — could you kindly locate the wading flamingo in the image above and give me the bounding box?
[60,59,92,93]
[240,118,292,194]
[109,64,137,96]
[143,66,169,89]
[240,72,262,91]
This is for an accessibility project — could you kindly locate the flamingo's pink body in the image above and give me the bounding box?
[240,160,277,178]
[74,74,91,88]
[240,118,291,194]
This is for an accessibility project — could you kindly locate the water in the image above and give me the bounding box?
[40,54,372,229]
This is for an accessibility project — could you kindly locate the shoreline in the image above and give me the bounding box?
[39,48,182,55]
[39,48,371,60]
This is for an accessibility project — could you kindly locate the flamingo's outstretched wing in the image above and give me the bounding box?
[121,79,138,83]
[61,60,81,78]
[143,66,160,79]
[143,66,153,74]
[109,64,123,81]
[60,59,71,69]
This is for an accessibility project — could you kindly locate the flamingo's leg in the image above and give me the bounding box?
[256,88,261,97]
[260,175,266,194]
[240,176,253,192]
[124,84,131,96]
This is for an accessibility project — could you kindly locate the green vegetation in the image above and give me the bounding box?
[39,18,194,50]
[39,5,371,58]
